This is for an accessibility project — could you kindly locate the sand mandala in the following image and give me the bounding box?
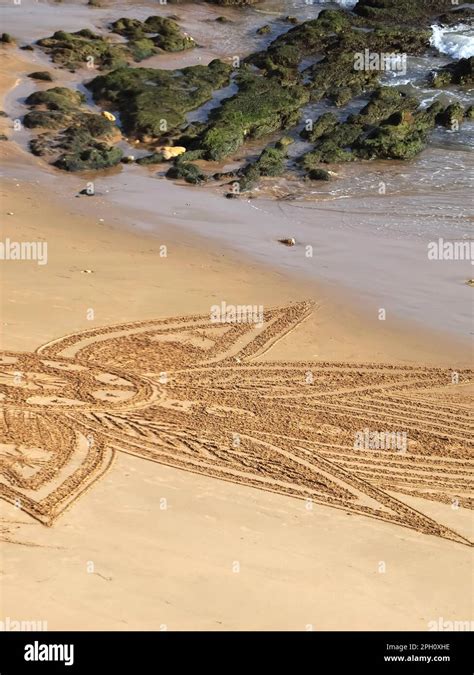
[0,302,472,545]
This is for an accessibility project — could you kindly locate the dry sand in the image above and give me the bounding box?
[0,44,472,632]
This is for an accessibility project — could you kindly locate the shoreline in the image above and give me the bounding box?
[1,41,472,348]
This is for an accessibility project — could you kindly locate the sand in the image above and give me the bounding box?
[0,33,472,632]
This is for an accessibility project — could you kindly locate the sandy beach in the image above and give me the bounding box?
[0,0,472,634]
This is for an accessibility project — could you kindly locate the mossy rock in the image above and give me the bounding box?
[436,8,474,27]
[109,18,145,39]
[303,145,352,167]
[303,120,364,166]
[430,57,474,89]
[196,70,309,160]
[87,60,232,141]
[301,112,338,142]
[136,152,165,165]
[23,110,72,129]
[175,149,205,162]
[28,71,53,81]
[239,164,261,192]
[111,16,195,53]
[354,87,417,125]
[55,143,123,171]
[355,0,448,25]
[238,144,287,191]
[253,146,286,176]
[128,38,159,62]
[166,162,206,184]
[436,103,465,129]
[354,103,441,160]
[36,29,128,71]
[25,85,121,171]
[308,168,331,181]
[25,87,85,112]
[257,25,271,36]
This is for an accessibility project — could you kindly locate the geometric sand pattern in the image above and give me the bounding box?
[0,302,472,545]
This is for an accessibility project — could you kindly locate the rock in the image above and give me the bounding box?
[121,155,135,163]
[81,269,94,274]
[36,28,128,71]
[159,145,186,160]
[275,136,294,149]
[257,25,271,36]
[212,171,236,180]
[166,161,206,184]
[431,57,474,88]
[27,71,53,81]
[101,111,116,122]
[136,152,165,165]
[278,237,296,246]
[466,279,474,287]
[197,71,308,161]
[87,60,231,140]
[436,103,465,129]
[308,168,331,181]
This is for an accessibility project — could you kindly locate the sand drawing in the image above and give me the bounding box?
[0,302,472,545]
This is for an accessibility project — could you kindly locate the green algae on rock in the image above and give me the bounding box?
[25,86,122,171]
[354,0,449,26]
[36,29,128,71]
[87,60,232,141]
[238,144,288,191]
[193,70,309,160]
[354,104,443,160]
[110,16,196,54]
[166,161,207,184]
[431,57,474,89]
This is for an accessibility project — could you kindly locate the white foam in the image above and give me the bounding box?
[430,23,474,60]
[332,0,358,8]
[316,0,357,8]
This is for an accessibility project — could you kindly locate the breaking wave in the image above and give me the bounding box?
[430,24,474,60]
